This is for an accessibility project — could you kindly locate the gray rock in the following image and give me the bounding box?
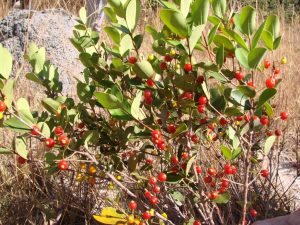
[0,9,83,94]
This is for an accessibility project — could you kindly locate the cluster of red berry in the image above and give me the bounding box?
[151,129,166,151]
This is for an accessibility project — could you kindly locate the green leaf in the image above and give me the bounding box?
[4,117,30,133]
[207,71,227,82]
[126,0,141,32]
[216,44,224,68]
[132,60,155,79]
[265,15,280,39]
[252,21,266,49]
[16,98,34,124]
[158,0,179,11]
[103,7,117,23]
[166,172,183,183]
[42,98,60,114]
[208,24,219,44]
[185,154,197,175]
[170,191,185,206]
[257,88,277,109]
[38,122,51,138]
[160,9,188,37]
[2,79,14,107]
[109,108,133,120]
[119,34,133,56]
[189,25,205,52]
[77,82,94,102]
[261,30,273,50]
[224,107,243,116]
[273,36,281,50]
[235,6,256,36]
[191,0,210,25]
[220,145,232,160]
[131,91,146,120]
[264,135,276,155]
[94,92,122,109]
[29,45,46,74]
[210,88,226,112]
[181,0,192,17]
[235,48,249,69]
[107,0,125,17]
[104,27,121,44]
[264,102,274,118]
[213,192,230,204]
[213,35,235,51]
[79,7,87,24]
[0,147,12,154]
[237,85,256,98]
[212,0,226,18]
[232,148,242,160]
[172,123,188,138]
[15,137,28,159]
[93,207,126,225]
[0,44,13,79]
[224,29,248,51]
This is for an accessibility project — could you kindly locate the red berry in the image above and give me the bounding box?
[167,124,176,134]
[128,200,137,210]
[209,191,219,200]
[157,140,166,150]
[144,191,152,198]
[17,156,26,164]
[193,220,201,225]
[197,76,204,84]
[218,187,227,193]
[182,152,189,160]
[280,112,288,120]
[228,52,235,58]
[171,156,179,165]
[128,56,137,64]
[157,172,167,182]
[235,71,244,81]
[266,77,276,88]
[184,63,192,72]
[191,134,199,143]
[260,116,269,126]
[250,209,258,217]
[200,117,208,125]
[0,101,7,112]
[207,167,217,176]
[260,169,269,178]
[144,97,153,105]
[247,81,255,88]
[144,90,152,99]
[181,91,193,100]
[142,211,151,220]
[204,176,213,183]
[54,126,64,136]
[146,158,153,165]
[197,105,205,113]
[221,178,229,188]
[275,129,282,136]
[58,160,69,171]
[274,68,280,75]
[164,54,173,62]
[149,176,157,185]
[58,135,69,147]
[219,117,228,126]
[195,166,202,174]
[236,116,243,121]
[146,79,155,87]
[198,96,207,105]
[31,125,40,136]
[151,129,161,139]
[264,60,271,69]
[160,62,168,70]
[224,165,233,175]
[153,185,160,193]
[231,165,237,174]
[78,122,85,129]
[45,138,55,148]
[149,195,158,204]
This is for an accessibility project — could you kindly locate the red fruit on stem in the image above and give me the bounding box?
[157,140,166,150]
[181,91,193,100]
[157,172,167,182]
[197,76,204,84]
[209,191,219,200]
[193,220,201,225]
[274,68,280,75]
[160,62,168,70]
[45,138,55,148]
[204,176,213,183]
[260,169,269,178]
[31,125,40,136]
[54,126,64,136]
[219,117,228,126]
[235,71,244,81]
[0,101,7,112]
[144,97,153,105]
[58,160,69,171]
[198,96,207,105]
[144,191,152,198]
[280,111,288,120]
[78,122,85,129]
[260,116,269,126]
[195,166,202,174]
[128,200,137,210]
[142,211,151,220]
[146,79,155,87]
[200,117,208,125]
[236,116,243,121]
[207,167,217,176]
[266,77,276,89]
[149,195,158,204]
[149,176,157,185]
[191,134,199,143]
[247,81,255,88]
[250,209,258,217]
[152,130,161,140]
[128,56,137,64]
[59,135,70,147]
[164,54,173,62]
[264,60,271,69]
[275,129,282,136]
[17,156,26,164]
[197,105,205,113]
[144,90,152,99]
[171,156,179,165]
[221,178,229,188]
[182,152,189,160]
[153,185,160,193]
[167,124,176,134]
[184,63,192,72]
[231,165,237,174]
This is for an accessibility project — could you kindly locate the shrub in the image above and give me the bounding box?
[0,0,292,224]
